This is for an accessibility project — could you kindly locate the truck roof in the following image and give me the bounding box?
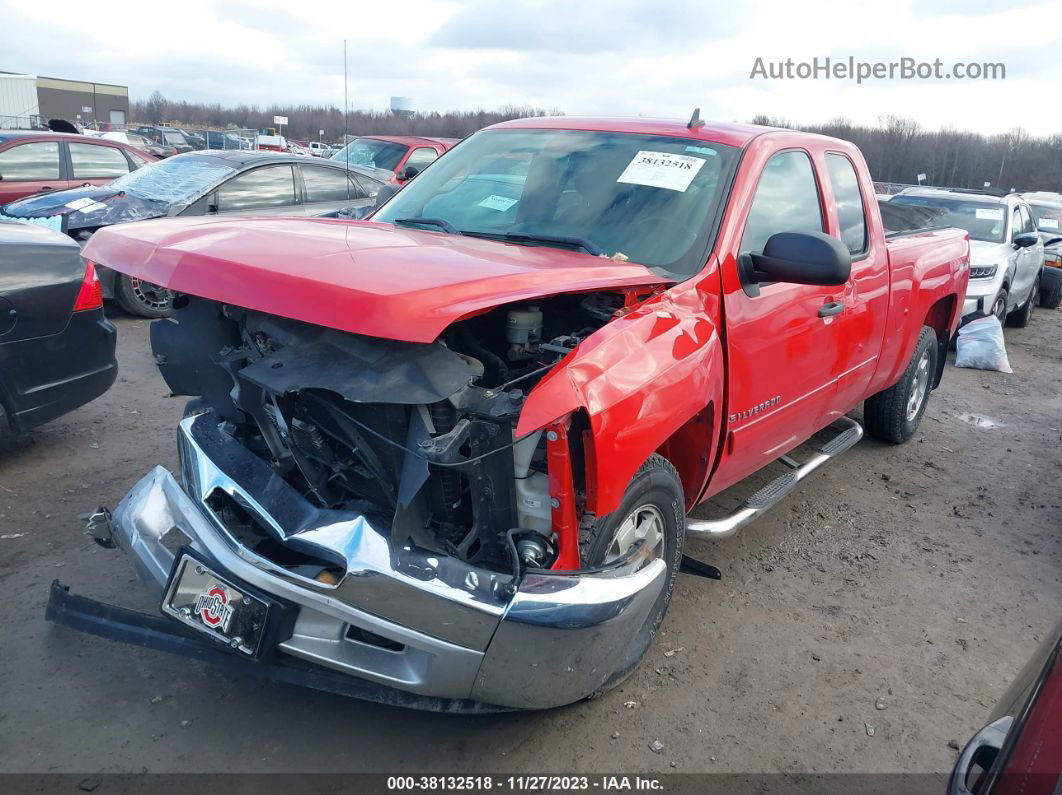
[361,135,460,146]
[488,116,776,148]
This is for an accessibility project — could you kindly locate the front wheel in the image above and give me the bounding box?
[1006,276,1037,328]
[580,453,685,696]
[115,274,173,318]
[990,290,1009,325]
[864,325,938,444]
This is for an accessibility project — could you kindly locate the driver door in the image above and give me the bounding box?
[709,149,851,494]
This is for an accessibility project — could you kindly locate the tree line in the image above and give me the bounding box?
[751,114,1060,192]
[133,91,1059,192]
[134,91,558,142]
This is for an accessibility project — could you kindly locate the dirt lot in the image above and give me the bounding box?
[0,307,1059,777]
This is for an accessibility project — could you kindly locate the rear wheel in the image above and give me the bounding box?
[115,274,173,318]
[581,453,685,696]
[864,325,938,444]
[1006,276,1038,328]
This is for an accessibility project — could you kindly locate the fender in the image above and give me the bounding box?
[517,276,724,517]
[869,230,969,395]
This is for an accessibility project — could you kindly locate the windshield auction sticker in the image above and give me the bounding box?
[617,150,706,192]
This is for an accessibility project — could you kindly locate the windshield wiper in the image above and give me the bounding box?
[462,231,605,257]
[394,217,461,235]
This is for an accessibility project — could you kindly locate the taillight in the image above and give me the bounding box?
[73,259,104,312]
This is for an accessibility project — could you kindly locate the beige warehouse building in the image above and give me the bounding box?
[0,71,129,129]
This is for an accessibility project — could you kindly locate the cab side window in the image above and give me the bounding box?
[825,153,868,256]
[740,150,823,255]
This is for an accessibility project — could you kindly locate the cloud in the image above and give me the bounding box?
[430,0,746,53]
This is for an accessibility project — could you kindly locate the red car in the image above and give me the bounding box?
[0,131,157,205]
[330,134,457,183]
[55,116,969,710]
[950,619,1062,794]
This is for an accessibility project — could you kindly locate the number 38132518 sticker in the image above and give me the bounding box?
[617,151,707,192]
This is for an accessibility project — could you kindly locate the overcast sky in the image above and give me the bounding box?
[3,0,1061,135]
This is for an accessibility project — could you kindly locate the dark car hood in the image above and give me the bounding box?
[1,185,170,231]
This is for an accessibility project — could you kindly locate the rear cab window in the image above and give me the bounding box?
[825,153,868,256]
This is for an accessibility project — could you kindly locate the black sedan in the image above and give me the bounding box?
[0,220,116,438]
[0,151,390,317]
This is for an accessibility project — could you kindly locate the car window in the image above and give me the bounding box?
[404,147,438,173]
[1011,207,1022,240]
[163,132,187,146]
[217,165,297,212]
[0,141,61,181]
[351,173,382,198]
[825,153,867,255]
[740,150,824,255]
[69,142,132,179]
[1017,204,1036,235]
[127,150,153,168]
[302,165,363,202]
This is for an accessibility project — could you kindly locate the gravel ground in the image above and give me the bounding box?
[0,306,1059,777]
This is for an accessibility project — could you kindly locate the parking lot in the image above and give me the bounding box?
[0,306,1058,775]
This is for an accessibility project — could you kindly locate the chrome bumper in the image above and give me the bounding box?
[105,413,666,710]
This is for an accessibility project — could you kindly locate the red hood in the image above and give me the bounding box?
[83,217,664,342]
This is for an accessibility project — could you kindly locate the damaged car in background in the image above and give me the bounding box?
[1,151,389,318]
[48,116,969,710]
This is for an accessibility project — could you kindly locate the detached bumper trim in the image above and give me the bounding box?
[44,581,509,713]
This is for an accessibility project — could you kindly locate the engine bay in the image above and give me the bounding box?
[151,290,630,576]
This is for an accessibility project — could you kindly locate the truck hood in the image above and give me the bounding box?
[82,217,665,342]
[2,185,169,231]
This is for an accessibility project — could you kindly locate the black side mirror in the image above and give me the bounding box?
[399,166,419,181]
[742,231,852,295]
[374,183,400,207]
[1013,232,1040,249]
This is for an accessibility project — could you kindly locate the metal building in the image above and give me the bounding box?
[0,72,130,129]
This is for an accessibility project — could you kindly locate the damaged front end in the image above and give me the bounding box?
[51,291,667,710]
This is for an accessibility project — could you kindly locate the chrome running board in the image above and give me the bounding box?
[686,416,863,539]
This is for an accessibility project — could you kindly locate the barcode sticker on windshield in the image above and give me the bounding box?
[975,208,1004,221]
[617,151,706,192]
[478,194,518,212]
[1040,218,1059,229]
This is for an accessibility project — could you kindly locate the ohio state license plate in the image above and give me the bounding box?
[161,554,269,657]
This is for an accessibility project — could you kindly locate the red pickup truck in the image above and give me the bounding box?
[53,116,969,711]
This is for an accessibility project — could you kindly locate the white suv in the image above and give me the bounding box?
[889,189,1044,326]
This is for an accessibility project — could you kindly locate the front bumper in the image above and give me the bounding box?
[51,413,666,710]
[962,279,1001,319]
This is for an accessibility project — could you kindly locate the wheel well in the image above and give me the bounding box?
[923,296,954,390]
[654,402,715,511]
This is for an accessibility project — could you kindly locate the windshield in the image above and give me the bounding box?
[372,129,739,275]
[889,195,1007,243]
[1029,202,1062,235]
[331,138,407,171]
[163,132,186,145]
[110,157,237,204]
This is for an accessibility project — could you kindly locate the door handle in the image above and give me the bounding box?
[40,186,54,192]
[818,301,845,318]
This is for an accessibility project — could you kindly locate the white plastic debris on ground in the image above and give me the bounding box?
[955,315,1013,373]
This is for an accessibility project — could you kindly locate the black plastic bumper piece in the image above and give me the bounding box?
[45,581,510,713]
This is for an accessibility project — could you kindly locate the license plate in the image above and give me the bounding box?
[162,553,269,657]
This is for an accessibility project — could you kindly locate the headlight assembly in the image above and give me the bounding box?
[969,264,998,279]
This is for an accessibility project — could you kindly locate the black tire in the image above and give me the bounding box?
[1006,276,1037,328]
[864,325,938,445]
[1040,270,1062,309]
[991,289,1008,325]
[115,274,173,318]
[581,453,685,696]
